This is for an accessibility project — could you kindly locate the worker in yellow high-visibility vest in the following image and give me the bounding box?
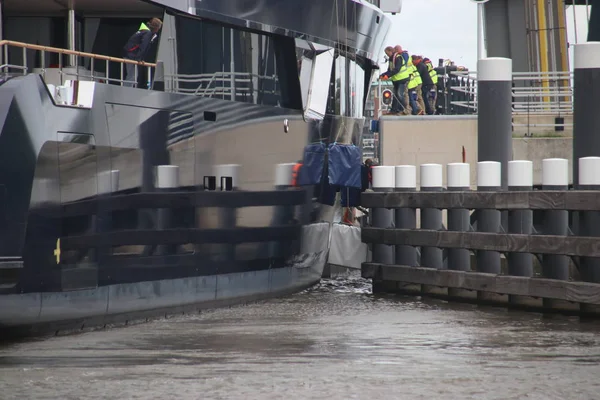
[423,58,439,115]
[406,57,424,115]
[380,45,411,115]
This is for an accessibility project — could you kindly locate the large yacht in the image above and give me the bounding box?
[0,0,392,337]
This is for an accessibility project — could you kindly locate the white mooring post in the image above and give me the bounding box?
[446,163,470,271]
[420,164,443,269]
[476,161,501,274]
[394,165,418,267]
[541,158,569,281]
[507,160,533,278]
[371,166,395,265]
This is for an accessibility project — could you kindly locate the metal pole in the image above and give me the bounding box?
[446,163,471,271]
[67,8,76,67]
[419,164,443,269]
[394,165,418,267]
[371,166,395,265]
[480,3,488,59]
[477,3,483,60]
[230,31,236,101]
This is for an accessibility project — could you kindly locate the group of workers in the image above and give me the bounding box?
[379,45,438,116]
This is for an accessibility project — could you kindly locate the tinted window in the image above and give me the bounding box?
[174,15,281,106]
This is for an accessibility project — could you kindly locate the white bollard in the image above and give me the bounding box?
[578,156,600,186]
[395,165,417,189]
[477,161,501,189]
[155,165,179,189]
[420,163,443,189]
[394,165,418,266]
[214,163,240,190]
[98,170,120,194]
[275,163,296,187]
[372,166,395,189]
[420,163,443,269]
[447,163,470,190]
[371,166,395,265]
[542,158,569,188]
[476,161,501,274]
[508,160,533,188]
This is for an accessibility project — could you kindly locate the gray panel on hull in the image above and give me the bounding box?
[39,287,109,324]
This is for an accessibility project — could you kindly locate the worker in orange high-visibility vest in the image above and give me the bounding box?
[291,160,302,187]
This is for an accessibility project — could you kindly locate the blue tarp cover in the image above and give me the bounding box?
[328,143,362,188]
[298,142,326,186]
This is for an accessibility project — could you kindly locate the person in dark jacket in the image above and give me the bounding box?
[413,55,436,115]
[122,18,162,87]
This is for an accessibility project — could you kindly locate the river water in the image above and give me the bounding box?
[1,274,600,400]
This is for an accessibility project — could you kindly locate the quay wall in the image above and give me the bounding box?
[379,116,573,186]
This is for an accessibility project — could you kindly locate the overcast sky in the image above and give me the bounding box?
[380,0,591,72]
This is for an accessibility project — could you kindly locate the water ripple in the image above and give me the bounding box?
[1,274,600,399]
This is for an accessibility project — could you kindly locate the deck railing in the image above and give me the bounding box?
[0,40,156,87]
[448,70,573,115]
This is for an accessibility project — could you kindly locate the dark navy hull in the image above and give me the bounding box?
[1,223,330,338]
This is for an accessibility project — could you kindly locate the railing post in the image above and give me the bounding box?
[477,58,512,190]
[394,165,418,266]
[155,165,179,256]
[577,156,600,283]
[153,60,165,91]
[446,162,470,271]
[573,42,600,186]
[541,158,569,280]
[371,166,395,265]
[476,161,501,274]
[419,163,443,269]
[507,160,533,279]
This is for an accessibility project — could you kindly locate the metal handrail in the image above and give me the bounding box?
[0,39,156,89]
[447,70,575,119]
[0,40,156,67]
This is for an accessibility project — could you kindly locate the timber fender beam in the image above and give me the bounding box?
[363,263,600,314]
[361,190,600,211]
